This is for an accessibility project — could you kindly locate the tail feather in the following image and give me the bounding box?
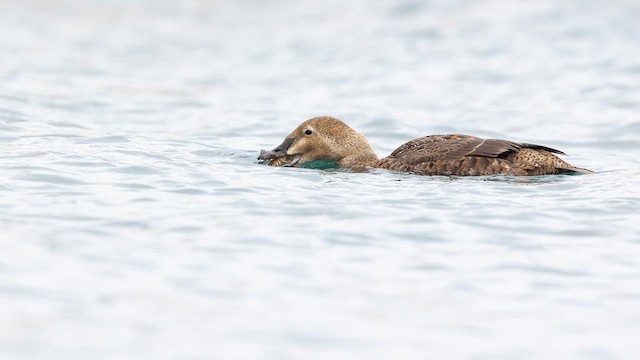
[562,166,596,174]
[519,143,566,155]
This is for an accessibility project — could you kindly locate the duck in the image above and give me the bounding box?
[257,116,593,176]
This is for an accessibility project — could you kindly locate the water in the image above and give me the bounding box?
[1,0,640,359]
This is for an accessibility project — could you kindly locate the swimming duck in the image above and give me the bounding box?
[258,116,593,176]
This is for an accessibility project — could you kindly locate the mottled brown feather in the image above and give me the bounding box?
[374,134,592,176]
[389,135,524,165]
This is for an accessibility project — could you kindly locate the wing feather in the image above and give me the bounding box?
[389,134,523,166]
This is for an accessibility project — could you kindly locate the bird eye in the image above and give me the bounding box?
[305,129,313,136]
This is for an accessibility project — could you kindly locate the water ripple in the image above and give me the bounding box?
[1,1,639,359]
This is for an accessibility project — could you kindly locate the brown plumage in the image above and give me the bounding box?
[258,116,593,176]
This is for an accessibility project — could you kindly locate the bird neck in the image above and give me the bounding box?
[339,149,378,168]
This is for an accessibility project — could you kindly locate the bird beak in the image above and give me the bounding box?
[258,137,295,161]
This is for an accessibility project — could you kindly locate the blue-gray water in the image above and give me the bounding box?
[1,0,640,359]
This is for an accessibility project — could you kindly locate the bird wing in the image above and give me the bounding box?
[388,134,524,166]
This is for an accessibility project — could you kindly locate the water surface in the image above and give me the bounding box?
[1,0,640,359]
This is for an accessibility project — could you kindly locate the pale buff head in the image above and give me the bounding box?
[258,116,378,168]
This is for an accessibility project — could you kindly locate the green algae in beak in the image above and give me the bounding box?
[299,160,339,170]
